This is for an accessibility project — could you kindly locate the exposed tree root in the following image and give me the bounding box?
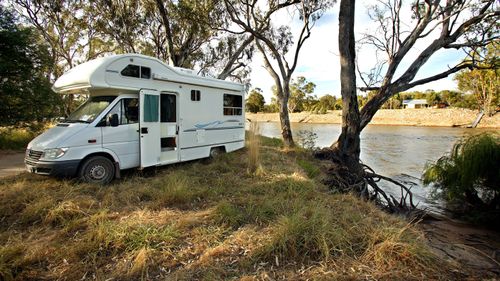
[315,148,416,213]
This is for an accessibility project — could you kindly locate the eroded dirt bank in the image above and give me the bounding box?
[247,108,500,128]
[419,215,500,278]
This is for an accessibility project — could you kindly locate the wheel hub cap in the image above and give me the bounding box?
[89,165,106,180]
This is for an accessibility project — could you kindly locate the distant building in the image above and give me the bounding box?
[402,99,429,109]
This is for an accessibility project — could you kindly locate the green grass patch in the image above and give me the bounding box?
[297,158,320,178]
[259,136,283,147]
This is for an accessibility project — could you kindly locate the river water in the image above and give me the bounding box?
[256,122,495,214]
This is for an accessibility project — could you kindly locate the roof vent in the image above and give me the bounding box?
[174,67,195,75]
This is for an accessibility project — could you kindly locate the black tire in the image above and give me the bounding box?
[79,156,115,184]
[209,147,224,159]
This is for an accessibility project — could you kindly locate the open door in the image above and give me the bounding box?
[159,93,179,164]
[139,89,161,168]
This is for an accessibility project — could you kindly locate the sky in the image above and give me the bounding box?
[248,1,467,103]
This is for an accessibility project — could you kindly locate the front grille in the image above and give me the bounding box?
[26,149,43,161]
[25,159,37,166]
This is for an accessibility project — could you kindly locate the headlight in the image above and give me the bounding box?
[43,148,68,159]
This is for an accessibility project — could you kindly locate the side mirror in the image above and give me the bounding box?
[109,114,119,127]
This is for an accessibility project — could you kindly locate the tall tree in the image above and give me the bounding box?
[319,0,499,210]
[0,7,62,125]
[334,0,499,163]
[336,0,359,167]
[454,42,499,116]
[246,88,266,113]
[288,76,316,113]
[150,0,256,80]
[224,0,333,147]
[13,0,114,115]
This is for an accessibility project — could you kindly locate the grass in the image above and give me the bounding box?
[0,135,467,280]
[0,123,51,150]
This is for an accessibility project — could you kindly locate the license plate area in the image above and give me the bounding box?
[26,164,35,173]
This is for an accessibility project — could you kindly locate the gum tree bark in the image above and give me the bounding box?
[332,0,361,167]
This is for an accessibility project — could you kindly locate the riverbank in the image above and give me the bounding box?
[247,108,500,128]
[1,136,494,280]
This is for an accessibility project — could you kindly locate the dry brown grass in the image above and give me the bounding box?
[0,135,470,280]
[247,121,262,175]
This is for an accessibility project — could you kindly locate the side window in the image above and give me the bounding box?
[121,64,151,79]
[143,94,159,122]
[104,100,122,126]
[191,90,201,101]
[123,98,139,124]
[141,67,151,79]
[121,65,140,78]
[104,98,139,126]
[223,94,243,115]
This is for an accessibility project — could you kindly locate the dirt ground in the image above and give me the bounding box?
[0,151,26,178]
[419,215,500,277]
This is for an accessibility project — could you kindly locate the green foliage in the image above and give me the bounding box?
[363,89,485,110]
[246,88,266,113]
[265,96,280,113]
[454,42,499,115]
[426,91,441,106]
[260,136,283,147]
[309,94,342,113]
[423,133,500,211]
[0,7,62,125]
[296,129,318,150]
[0,127,35,150]
[288,76,316,112]
[297,159,320,178]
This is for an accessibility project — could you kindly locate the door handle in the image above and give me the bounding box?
[141,127,148,134]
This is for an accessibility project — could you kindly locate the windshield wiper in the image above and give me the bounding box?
[64,119,91,124]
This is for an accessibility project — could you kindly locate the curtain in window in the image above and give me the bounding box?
[143,94,159,122]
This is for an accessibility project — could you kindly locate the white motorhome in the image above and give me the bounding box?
[25,54,246,184]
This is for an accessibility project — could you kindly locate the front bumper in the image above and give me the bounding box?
[24,158,81,177]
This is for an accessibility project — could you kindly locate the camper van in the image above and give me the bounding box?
[25,54,246,184]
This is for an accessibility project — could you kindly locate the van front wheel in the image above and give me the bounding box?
[79,156,115,184]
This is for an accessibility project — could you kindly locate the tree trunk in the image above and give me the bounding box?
[279,88,294,147]
[332,0,360,166]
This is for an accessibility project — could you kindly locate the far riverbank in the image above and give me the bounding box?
[247,108,500,128]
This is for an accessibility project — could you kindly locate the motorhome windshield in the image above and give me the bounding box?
[66,96,117,123]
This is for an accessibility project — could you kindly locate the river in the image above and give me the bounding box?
[256,122,495,214]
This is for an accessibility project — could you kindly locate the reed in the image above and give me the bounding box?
[247,121,261,174]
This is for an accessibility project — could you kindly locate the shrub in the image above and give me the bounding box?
[296,129,318,150]
[423,133,500,212]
